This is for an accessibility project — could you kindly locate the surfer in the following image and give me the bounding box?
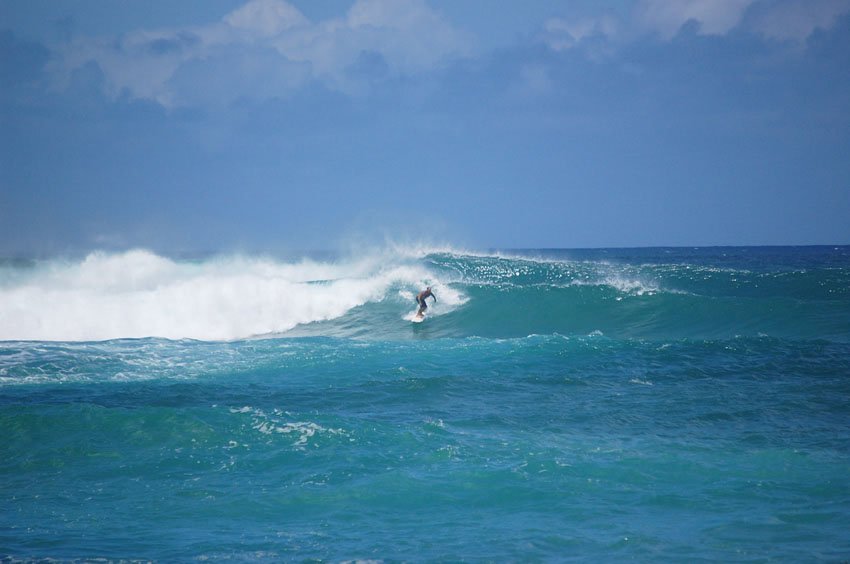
[416,287,436,317]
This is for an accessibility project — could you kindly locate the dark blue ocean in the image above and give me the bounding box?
[2,246,849,561]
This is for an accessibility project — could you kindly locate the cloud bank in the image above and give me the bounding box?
[49,0,850,109]
[51,0,472,107]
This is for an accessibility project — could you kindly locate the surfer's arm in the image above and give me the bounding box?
[431,293,437,302]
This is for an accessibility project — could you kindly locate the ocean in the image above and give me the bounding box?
[1,246,849,561]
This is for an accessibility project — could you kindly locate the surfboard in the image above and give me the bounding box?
[412,312,425,323]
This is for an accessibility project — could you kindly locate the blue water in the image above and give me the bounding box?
[2,247,849,560]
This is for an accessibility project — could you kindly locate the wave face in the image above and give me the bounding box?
[1,246,848,342]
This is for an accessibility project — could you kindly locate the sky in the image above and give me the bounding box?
[1,0,849,254]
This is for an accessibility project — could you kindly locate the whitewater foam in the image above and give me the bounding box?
[568,275,659,296]
[233,406,347,448]
[0,249,459,341]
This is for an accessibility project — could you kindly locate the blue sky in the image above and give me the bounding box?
[1,0,849,253]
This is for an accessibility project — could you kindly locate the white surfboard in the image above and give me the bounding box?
[411,311,425,323]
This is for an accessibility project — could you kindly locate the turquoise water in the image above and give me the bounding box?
[2,247,849,560]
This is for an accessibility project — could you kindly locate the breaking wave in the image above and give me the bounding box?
[0,249,462,341]
[1,246,848,342]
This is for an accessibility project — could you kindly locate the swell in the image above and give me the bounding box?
[424,250,850,301]
[0,247,848,342]
[294,249,850,341]
[290,283,849,341]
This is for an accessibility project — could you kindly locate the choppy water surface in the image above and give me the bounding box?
[2,247,849,560]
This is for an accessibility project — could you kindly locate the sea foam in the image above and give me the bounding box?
[0,249,455,341]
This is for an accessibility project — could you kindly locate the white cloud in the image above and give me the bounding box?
[635,0,754,38]
[167,45,311,108]
[52,0,471,107]
[747,0,850,41]
[508,64,553,100]
[539,0,850,53]
[542,16,618,51]
[273,0,471,84]
[224,0,309,36]
[634,0,850,41]
[348,0,442,29]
